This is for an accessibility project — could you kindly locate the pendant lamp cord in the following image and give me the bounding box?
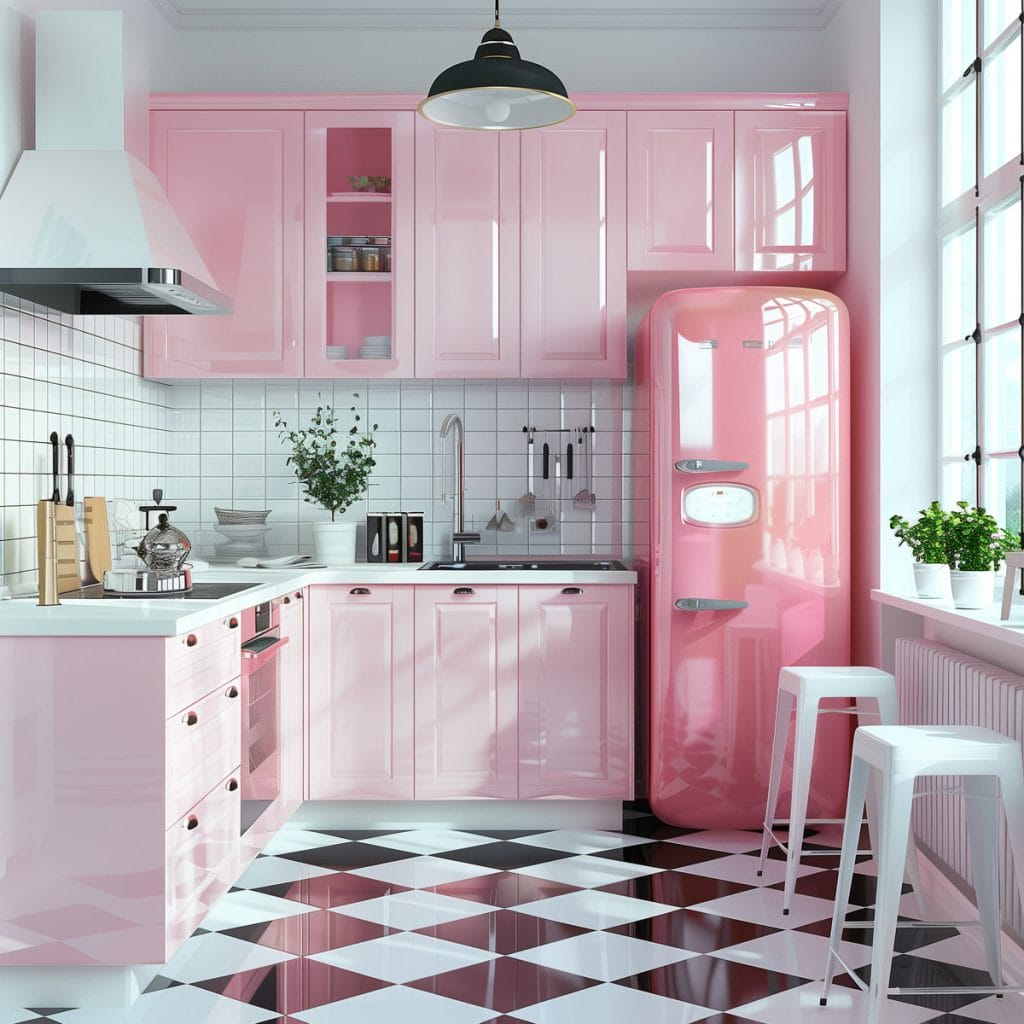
[494,0,501,28]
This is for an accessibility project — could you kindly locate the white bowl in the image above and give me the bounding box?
[214,507,271,525]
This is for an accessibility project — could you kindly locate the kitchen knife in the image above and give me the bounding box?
[50,431,60,503]
[65,434,74,507]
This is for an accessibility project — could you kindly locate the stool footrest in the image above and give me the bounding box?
[891,985,1024,996]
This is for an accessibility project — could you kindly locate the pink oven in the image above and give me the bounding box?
[240,600,288,808]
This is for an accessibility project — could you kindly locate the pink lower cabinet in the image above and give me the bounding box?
[413,586,519,798]
[518,585,634,799]
[306,584,415,799]
[146,109,304,377]
[0,626,243,966]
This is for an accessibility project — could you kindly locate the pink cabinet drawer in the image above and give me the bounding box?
[165,768,241,947]
[166,683,242,827]
[166,617,241,716]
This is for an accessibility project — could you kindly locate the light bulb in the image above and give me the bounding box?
[484,97,512,123]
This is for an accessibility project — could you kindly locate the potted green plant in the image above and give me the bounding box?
[274,396,377,566]
[888,501,953,599]
[945,501,1019,609]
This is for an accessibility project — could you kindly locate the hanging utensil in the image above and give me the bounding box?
[486,500,503,531]
[49,431,60,503]
[566,440,574,481]
[573,427,597,510]
[519,428,536,511]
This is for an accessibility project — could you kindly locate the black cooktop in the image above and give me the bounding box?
[62,582,263,600]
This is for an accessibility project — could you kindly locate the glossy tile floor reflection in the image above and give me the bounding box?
[19,809,1024,1023]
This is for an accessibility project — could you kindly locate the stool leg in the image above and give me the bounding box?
[998,762,1024,938]
[821,754,871,1006]
[758,687,795,878]
[866,775,915,1024]
[782,695,820,914]
[964,774,1003,989]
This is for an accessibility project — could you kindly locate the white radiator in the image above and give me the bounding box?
[895,638,1024,937]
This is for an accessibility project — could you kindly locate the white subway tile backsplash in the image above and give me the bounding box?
[1,296,637,573]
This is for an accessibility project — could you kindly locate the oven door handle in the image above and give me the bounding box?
[241,634,289,672]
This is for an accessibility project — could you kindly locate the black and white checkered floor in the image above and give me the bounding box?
[14,810,1024,1023]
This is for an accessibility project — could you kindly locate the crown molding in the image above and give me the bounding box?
[148,2,849,33]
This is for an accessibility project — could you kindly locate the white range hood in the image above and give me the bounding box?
[0,10,230,316]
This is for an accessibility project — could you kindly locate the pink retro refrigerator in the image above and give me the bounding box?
[636,287,851,828]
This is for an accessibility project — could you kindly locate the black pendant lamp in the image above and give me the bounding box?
[418,1,575,130]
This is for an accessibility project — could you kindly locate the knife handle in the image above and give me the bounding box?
[566,442,574,480]
[50,432,61,502]
[542,442,550,480]
[65,434,75,507]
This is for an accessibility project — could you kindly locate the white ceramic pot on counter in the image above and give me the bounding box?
[313,522,357,566]
[950,568,995,609]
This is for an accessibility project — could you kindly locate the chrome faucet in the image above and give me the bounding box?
[439,413,481,562]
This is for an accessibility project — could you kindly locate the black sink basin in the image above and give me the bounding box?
[420,559,627,571]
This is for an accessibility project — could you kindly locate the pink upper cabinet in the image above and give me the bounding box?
[413,586,518,798]
[416,110,626,380]
[304,111,415,378]
[735,110,847,273]
[520,111,627,379]
[627,111,734,271]
[146,110,304,378]
[414,123,520,377]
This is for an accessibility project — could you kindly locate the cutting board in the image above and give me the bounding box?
[54,502,80,594]
[83,496,112,583]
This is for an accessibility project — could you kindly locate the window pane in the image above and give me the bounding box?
[942,458,977,507]
[983,34,1022,176]
[984,0,1019,49]
[943,0,976,86]
[942,223,977,341]
[942,82,977,204]
[983,326,1022,452]
[983,194,1022,329]
[942,342,977,458]
[982,456,1022,537]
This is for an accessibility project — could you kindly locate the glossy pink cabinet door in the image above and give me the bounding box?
[735,110,847,272]
[414,587,518,798]
[146,110,304,377]
[520,111,627,378]
[627,110,734,271]
[306,584,414,799]
[414,123,520,377]
[518,585,634,799]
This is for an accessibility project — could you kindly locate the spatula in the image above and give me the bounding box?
[519,428,536,512]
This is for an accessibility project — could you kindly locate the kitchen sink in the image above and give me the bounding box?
[419,559,628,571]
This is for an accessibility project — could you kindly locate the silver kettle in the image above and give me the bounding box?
[135,513,191,575]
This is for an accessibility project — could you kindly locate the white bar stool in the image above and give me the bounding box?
[758,666,924,914]
[822,725,1024,1024]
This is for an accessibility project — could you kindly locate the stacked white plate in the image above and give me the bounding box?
[359,335,391,359]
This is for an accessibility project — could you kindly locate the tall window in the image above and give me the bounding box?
[940,0,1023,538]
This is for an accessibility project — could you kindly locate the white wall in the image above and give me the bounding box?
[0,2,30,188]
[147,25,831,93]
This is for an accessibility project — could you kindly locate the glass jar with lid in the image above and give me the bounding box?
[358,246,381,272]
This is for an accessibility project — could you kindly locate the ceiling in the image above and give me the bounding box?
[148,1,849,32]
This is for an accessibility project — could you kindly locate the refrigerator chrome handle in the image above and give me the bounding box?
[675,459,749,474]
[674,598,749,612]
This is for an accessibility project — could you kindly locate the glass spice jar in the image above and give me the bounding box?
[359,246,381,272]
[331,246,357,272]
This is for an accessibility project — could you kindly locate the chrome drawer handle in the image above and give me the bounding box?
[675,458,749,474]
[226,778,239,792]
[350,587,371,595]
[225,685,239,699]
[454,587,475,596]
[561,587,583,595]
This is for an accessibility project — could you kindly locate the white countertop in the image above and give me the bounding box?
[872,588,1024,646]
[0,563,638,637]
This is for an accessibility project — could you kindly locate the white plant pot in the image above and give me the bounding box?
[949,569,995,610]
[313,521,357,566]
[913,562,951,600]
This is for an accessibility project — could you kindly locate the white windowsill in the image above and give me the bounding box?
[872,588,1024,647]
